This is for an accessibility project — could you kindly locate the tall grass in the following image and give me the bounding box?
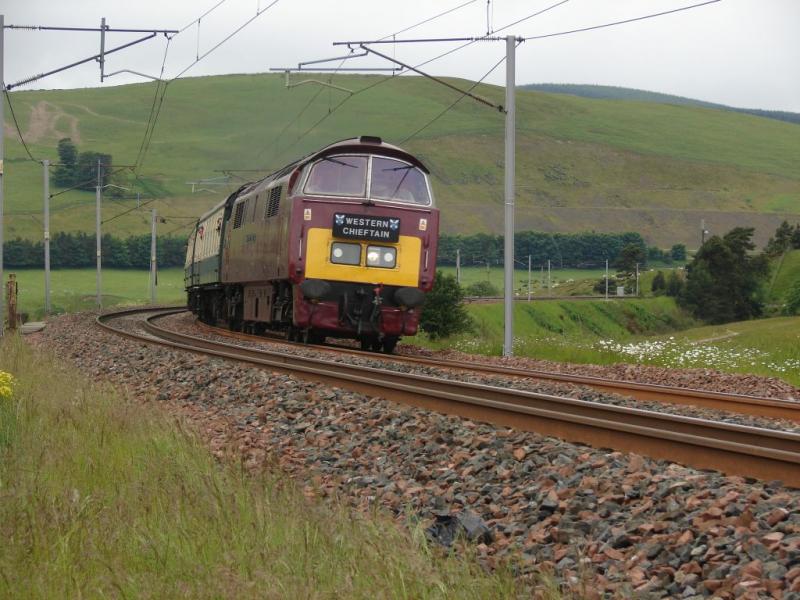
[0,337,522,598]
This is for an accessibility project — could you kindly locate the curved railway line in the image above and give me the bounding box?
[97,307,800,487]
[194,319,800,424]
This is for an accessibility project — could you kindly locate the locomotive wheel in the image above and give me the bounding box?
[382,336,399,354]
[308,332,326,345]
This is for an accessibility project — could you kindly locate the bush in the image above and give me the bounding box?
[651,271,666,295]
[665,271,684,297]
[420,271,473,340]
[670,244,687,261]
[465,280,499,297]
[593,276,620,295]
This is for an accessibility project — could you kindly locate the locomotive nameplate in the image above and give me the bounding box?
[333,213,400,242]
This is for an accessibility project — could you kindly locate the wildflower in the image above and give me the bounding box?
[0,370,14,402]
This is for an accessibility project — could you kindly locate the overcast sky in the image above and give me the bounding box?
[2,0,799,112]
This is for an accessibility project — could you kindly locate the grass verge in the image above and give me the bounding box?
[416,299,800,388]
[0,336,522,598]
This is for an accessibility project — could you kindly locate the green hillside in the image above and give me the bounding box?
[520,83,800,125]
[3,73,799,247]
[768,249,800,305]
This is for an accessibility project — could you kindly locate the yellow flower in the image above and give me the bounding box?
[0,371,15,401]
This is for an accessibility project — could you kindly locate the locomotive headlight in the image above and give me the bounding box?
[366,245,396,268]
[330,242,361,265]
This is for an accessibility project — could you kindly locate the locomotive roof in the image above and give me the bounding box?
[304,136,430,174]
[193,137,428,224]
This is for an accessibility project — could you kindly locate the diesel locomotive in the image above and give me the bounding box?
[184,136,440,353]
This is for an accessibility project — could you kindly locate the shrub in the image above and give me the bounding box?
[665,271,684,297]
[465,280,499,297]
[420,271,473,340]
[651,271,666,295]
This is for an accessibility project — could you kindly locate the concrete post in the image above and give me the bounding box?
[502,34,515,357]
[43,159,51,314]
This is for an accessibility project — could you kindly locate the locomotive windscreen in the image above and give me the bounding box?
[303,154,431,206]
[305,156,368,197]
[369,157,430,205]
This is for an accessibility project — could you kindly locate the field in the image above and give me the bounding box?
[11,268,186,319]
[4,72,799,247]
[438,264,679,297]
[438,265,605,296]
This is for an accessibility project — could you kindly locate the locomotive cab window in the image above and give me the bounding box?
[370,157,430,206]
[303,154,432,206]
[304,156,367,197]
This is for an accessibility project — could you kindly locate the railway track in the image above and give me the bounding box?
[192,317,800,424]
[98,307,800,487]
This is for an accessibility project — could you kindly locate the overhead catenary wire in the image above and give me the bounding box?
[178,0,229,34]
[133,0,282,177]
[259,55,350,167]
[400,49,511,144]
[48,166,134,199]
[263,0,505,170]
[314,0,719,154]
[103,196,161,225]
[335,0,570,46]
[523,0,722,40]
[378,0,480,41]
[134,36,173,170]
[172,0,280,81]
[263,1,482,171]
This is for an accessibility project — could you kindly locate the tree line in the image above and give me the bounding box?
[3,233,188,269]
[764,220,800,257]
[438,230,685,268]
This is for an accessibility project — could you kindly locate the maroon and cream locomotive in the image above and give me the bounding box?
[184,136,440,353]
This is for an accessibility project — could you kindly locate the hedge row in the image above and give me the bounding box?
[438,231,647,268]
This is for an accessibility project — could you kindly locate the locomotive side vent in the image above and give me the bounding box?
[266,186,282,218]
[233,202,246,229]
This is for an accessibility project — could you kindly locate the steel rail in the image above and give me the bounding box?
[191,318,800,423]
[97,308,800,487]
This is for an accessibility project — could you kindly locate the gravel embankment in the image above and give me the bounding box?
[29,312,800,598]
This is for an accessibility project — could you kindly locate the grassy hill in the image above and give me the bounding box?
[768,249,800,305]
[4,73,799,247]
[520,84,800,126]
